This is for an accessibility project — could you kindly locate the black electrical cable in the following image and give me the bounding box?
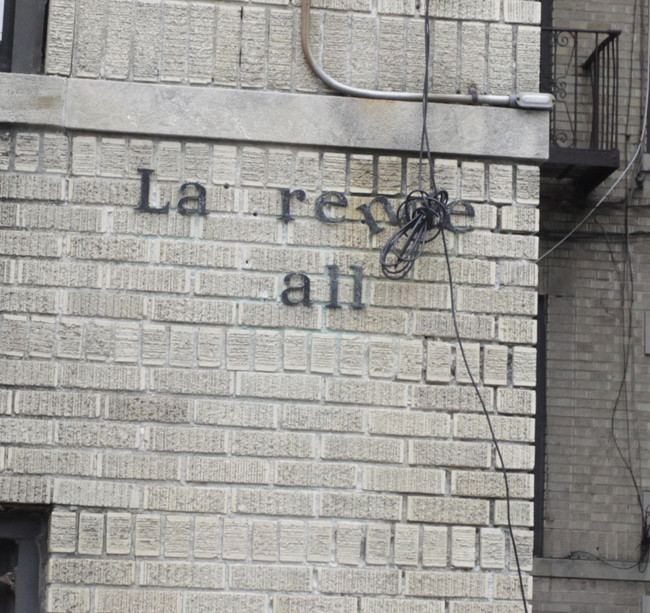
[442,230,530,610]
[378,0,530,608]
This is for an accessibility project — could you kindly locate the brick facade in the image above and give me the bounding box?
[0,0,544,611]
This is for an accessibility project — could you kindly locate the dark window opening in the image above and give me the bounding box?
[0,0,48,74]
[0,508,48,613]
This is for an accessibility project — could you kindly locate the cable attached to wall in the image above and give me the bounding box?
[378,0,529,609]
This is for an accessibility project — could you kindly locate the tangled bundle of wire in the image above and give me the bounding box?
[379,188,473,279]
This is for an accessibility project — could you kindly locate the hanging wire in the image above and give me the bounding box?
[378,0,529,608]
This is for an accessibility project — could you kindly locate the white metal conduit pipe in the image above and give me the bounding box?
[300,0,554,110]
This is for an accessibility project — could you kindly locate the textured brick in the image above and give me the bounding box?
[141,561,224,588]
[366,524,391,565]
[283,405,364,432]
[275,461,356,488]
[143,485,227,513]
[95,589,180,613]
[323,435,404,463]
[48,559,134,585]
[78,512,104,555]
[320,568,400,595]
[188,458,270,485]
[321,492,402,520]
[275,595,357,613]
[406,571,487,597]
[229,565,312,592]
[408,497,490,525]
[233,489,315,517]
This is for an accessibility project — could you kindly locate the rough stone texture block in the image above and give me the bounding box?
[336,523,362,565]
[279,521,304,563]
[223,519,248,560]
[252,520,277,561]
[505,0,541,23]
[363,466,445,495]
[53,479,138,509]
[321,492,402,520]
[516,165,540,204]
[405,571,488,597]
[233,489,315,517]
[56,422,140,449]
[451,526,476,568]
[501,205,539,233]
[323,435,404,463]
[480,527,505,568]
[338,336,365,375]
[454,414,534,443]
[15,390,99,418]
[308,522,333,562]
[229,565,312,592]
[8,448,94,476]
[365,524,390,565]
[59,363,144,391]
[95,588,181,613]
[135,515,161,557]
[140,561,224,589]
[47,587,90,613]
[432,21,458,94]
[275,595,358,613]
[499,261,538,288]
[145,427,226,454]
[195,400,277,429]
[238,372,321,401]
[409,440,491,468]
[188,458,270,485]
[394,524,419,565]
[185,593,267,613]
[326,379,408,407]
[232,431,315,458]
[0,475,51,504]
[426,341,452,383]
[45,0,75,75]
[50,511,77,553]
[77,512,104,555]
[143,485,227,513]
[369,410,450,438]
[361,599,444,613]
[414,312,495,341]
[47,559,134,585]
[282,405,364,432]
[319,568,400,595]
[1,230,64,258]
[407,497,490,525]
[497,388,536,415]
[194,517,220,559]
[105,0,133,79]
[483,345,508,385]
[422,526,448,567]
[163,515,191,557]
[512,346,537,386]
[106,395,190,424]
[488,24,514,94]
[275,461,356,488]
[106,512,132,555]
[152,298,235,325]
[516,26,540,91]
[150,369,233,396]
[0,359,57,388]
[239,303,322,330]
[498,316,536,344]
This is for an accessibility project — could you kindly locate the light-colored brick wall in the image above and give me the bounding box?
[0,0,545,610]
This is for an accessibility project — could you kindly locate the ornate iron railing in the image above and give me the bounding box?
[541,27,621,152]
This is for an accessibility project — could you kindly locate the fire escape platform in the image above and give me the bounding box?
[542,146,620,194]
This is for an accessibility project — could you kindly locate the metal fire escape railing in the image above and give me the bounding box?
[541,27,621,152]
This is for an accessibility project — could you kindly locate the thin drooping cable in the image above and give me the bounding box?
[378,0,529,608]
[537,4,650,263]
[441,232,529,611]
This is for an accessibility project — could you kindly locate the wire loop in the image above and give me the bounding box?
[380,189,473,279]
